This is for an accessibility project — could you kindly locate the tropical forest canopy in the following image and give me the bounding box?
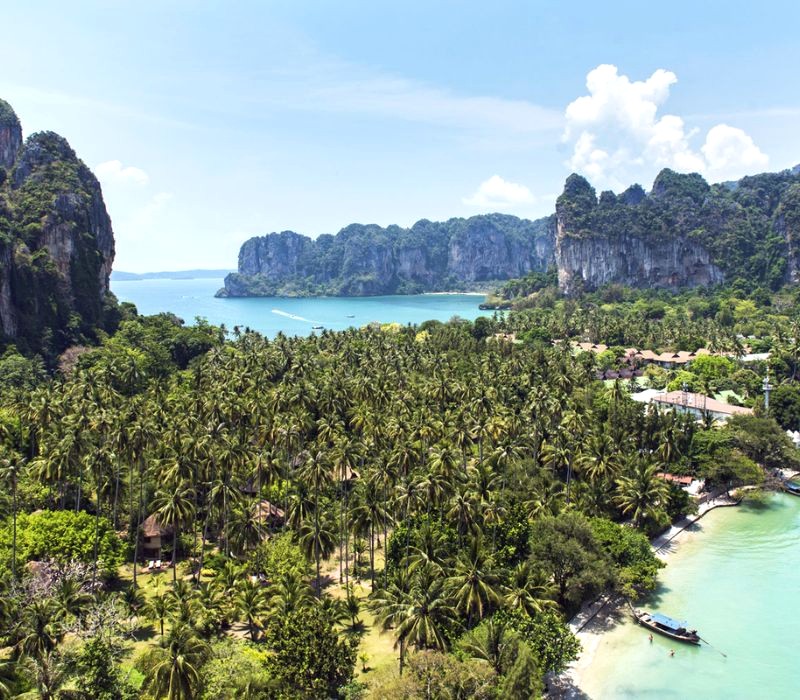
[0,283,799,697]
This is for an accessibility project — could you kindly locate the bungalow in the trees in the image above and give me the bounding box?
[141,514,173,560]
[254,500,286,529]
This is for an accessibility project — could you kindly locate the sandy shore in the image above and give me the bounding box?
[547,493,741,699]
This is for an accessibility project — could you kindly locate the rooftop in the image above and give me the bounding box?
[653,391,753,416]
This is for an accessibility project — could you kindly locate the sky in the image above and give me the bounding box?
[2,1,800,272]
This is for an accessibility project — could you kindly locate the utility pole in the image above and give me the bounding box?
[763,367,773,413]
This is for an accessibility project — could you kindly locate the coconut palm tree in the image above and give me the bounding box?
[615,456,670,527]
[446,534,502,627]
[143,624,209,700]
[503,561,558,617]
[0,449,25,582]
[235,579,268,642]
[152,479,196,585]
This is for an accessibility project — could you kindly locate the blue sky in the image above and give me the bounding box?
[2,1,800,271]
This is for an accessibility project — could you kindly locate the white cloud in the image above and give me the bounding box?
[563,64,768,187]
[701,124,769,176]
[95,159,149,186]
[463,175,535,209]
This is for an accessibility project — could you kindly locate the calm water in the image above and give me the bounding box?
[580,494,800,699]
[111,278,490,338]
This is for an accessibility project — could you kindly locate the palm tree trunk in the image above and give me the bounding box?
[172,526,178,585]
[133,460,144,587]
[92,492,101,587]
[112,457,121,530]
[11,482,17,582]
[369,520,375,589]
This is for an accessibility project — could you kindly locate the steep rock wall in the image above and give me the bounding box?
[0,99,116,356]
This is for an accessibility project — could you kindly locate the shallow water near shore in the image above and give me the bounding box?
[579,493,800,699]
[112,277,489,338]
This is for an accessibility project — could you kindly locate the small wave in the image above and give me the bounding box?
[271,309,315,324]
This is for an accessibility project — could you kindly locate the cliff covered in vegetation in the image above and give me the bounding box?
[0,98,117,358]
[225,164,800,299]
[555,167,800,295]
[220,214,556,297]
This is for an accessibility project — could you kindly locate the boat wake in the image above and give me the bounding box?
[271,309,315,324]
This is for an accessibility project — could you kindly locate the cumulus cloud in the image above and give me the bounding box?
[95,159,149,186]
[463,175,535,209]
[701,124,769,175]
[563,64,768,187]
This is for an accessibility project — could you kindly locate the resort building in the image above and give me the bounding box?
[651,390,753,423]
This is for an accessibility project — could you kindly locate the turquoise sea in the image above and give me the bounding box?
[579,494,800,699]
[111,278,490,338]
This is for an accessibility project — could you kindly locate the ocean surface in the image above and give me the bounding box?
[579,493,800,699]
[111,277,490,338]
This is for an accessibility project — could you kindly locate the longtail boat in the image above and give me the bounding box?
[633,609,701,645]
[782,481,800,497]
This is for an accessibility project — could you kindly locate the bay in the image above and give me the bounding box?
[111,277,490,338]
[579,494,800,699]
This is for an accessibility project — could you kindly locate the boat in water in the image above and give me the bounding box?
[782,480,800,496]
[633,609,701,644]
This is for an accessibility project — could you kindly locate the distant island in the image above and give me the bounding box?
[113,269,234,281]
[220,165,800,299]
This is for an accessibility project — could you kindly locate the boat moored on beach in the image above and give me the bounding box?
[782,481,800,496]
[633,610,701,644]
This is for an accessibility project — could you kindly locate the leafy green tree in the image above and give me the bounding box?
[590,518,664,598]
[263,606,356,699]
[0,510,124,579]
[495,609,580,675]
[530,512,611,610]
[75,636,137,700]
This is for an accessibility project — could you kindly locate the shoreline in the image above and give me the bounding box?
[548,492,743,699]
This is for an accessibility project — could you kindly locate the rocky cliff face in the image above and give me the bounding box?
[556,225,724,295]
[0,99,22,170]
[554,169,800,295]
[221,214,556,297]
[224,166,800,300]
[0,98,116,357]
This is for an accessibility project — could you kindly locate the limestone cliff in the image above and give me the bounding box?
[554,169,800,295]
[224,165,800,300]
[0,98,116,357]
[221,214,556,297]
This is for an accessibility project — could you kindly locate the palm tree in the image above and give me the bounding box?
[446,534,502,627]
[14,599,63,661]
[297,450,333,595]
[459,618,514,674]
[268,571,314,618]
[395,565,458,655]
[615,456,670,528]
[503,561,558,617]
[235,579,268,642]
[0,449,25,582]
[299,513,337,597]
[152,480,196,585]
[144,586,174,639]
[143,624,208,700]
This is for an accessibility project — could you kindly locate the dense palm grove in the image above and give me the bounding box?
[0,287,798,698]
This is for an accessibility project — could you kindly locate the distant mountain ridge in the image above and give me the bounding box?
[219,214,556,297]
[113,269,233,281]
[223,164,800,298]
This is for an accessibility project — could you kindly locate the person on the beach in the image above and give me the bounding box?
[648,634,653,643]
[669,649,675,657]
